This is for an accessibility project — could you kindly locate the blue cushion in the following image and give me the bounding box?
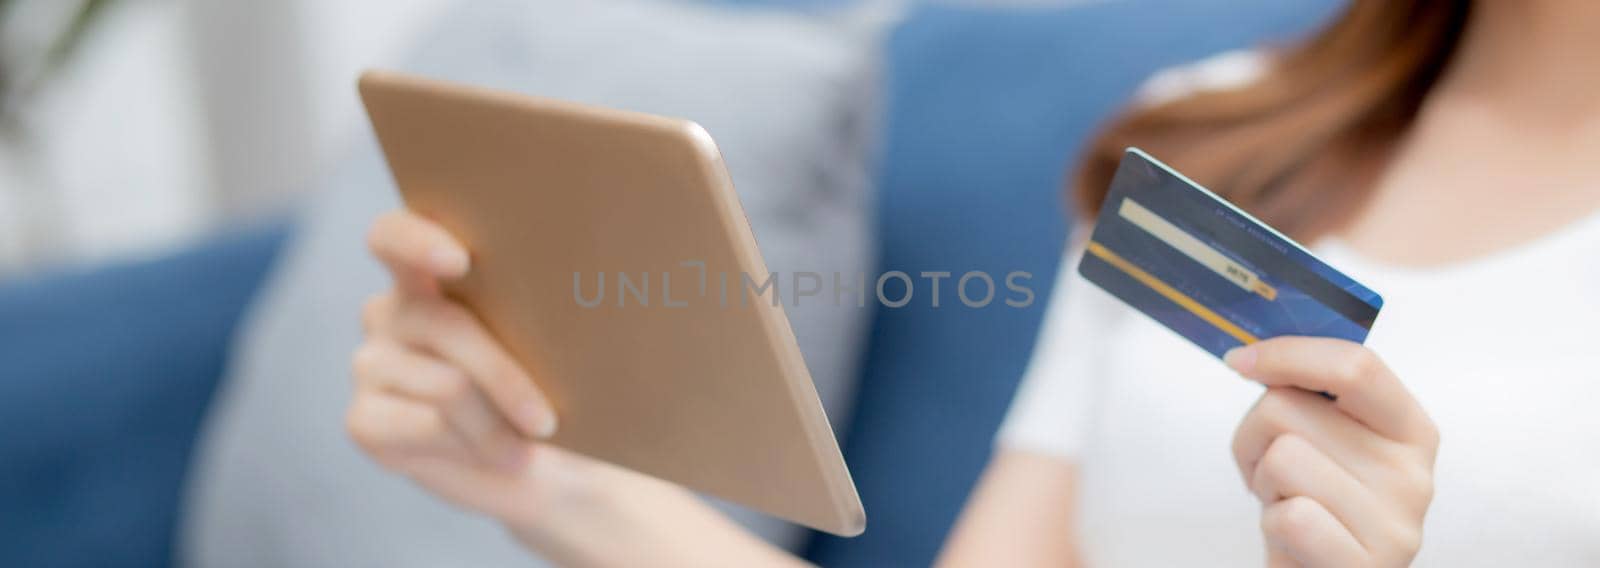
[0,224,289,568]
[804,1,1340,565]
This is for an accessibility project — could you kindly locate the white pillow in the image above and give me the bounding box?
[181,1,883,565]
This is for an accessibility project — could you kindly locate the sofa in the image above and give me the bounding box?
[0,1,1337,566]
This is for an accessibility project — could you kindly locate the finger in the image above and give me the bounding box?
[1225,336,1434,444]
[1261,496,1368,568]
[389,297,558,440]
[353,339,532,472]
[362,293,397,336]
[1248,434,1388,552]
[368,210,471,295]
[1233,387,1412,491]
[345,391,473,466]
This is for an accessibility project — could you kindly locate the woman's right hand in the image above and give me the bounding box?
[1226,338,1439,567]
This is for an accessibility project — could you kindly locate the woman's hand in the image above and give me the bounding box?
[1226,337,1439,568]
[349,209,586,528]
[347,210,803,567]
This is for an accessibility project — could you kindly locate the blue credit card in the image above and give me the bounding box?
[1078,148,1383,358]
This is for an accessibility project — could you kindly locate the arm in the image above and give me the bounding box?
[938,450,1083,567]
[348,210,806,567]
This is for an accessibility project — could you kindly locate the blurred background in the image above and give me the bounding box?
[0,0,451,273]
[0,0,1340,566]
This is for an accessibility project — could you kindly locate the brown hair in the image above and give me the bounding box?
[1074,0,1473,241]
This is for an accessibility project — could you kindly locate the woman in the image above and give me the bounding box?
[348,0,1600,565]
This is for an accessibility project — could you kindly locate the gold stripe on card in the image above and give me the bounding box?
[1086,240,1260,345]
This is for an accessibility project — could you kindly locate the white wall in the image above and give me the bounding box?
[0,0,449,275]
[185,0,450,218]
[0,0,206,271]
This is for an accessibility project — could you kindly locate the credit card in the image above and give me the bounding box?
[1077,148,1383,358]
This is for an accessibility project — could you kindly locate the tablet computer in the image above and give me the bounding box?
[358,70,864,536]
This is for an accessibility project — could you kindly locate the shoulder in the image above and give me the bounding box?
[1134,49,1275,106]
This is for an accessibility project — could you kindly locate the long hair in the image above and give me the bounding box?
[1074,0,1473,241]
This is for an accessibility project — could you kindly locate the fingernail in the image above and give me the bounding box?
[1224,346,1257,375]
[537,413,559,440]
[430,246,469,278]
[522,402,558,439]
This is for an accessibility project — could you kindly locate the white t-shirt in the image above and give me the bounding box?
[1000,54,1600,567]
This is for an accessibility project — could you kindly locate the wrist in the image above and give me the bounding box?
[509,458,803,567]
[505,450,695,565]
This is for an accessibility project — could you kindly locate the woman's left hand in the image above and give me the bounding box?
[1226,336,1439,568]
